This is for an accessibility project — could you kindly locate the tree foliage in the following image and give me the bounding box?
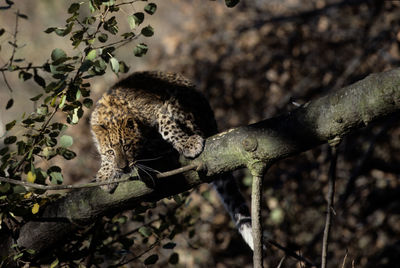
[0,0,243,266]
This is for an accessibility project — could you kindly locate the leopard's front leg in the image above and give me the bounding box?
[157,103,204,158]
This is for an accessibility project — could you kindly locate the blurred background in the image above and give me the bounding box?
[1,0,400,267]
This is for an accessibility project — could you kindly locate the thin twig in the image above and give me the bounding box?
[115,0,141,7]
[0,65,44,72]
[1,71,13,92]
[266,239,316,267]
[8,10,20,66]
[93,34,141,50]
[250,164,266,268]
[321,146,338,268]
[156,163,198,178]
[341,249,348,268]
[0,163,199,191]
[276,256,286,268]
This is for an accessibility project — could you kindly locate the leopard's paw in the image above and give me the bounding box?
[182,134,204,158]
[97,176,119,193]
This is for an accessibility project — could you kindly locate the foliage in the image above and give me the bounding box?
[0,0,241,266]
[0,0,182,266]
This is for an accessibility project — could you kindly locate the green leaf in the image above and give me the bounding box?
[119,61,129,73]
[79,60,93,73]
[18,13,28,19]
[132,12,144,27]
[84,16,96,25]
[33,74,46,88]
[6,99,13,110]
[144,3,157,15]
[104,16,118,35]
[4,136,17,144]
[68,107,81,124]
[62,149,76,160]
[169,252,179,264]
[58,94,66,109]
[127,16,135,30]
[141,25,154,37]
[98,33,108,43]
[54,23,73,37]
[121,32,135,39]
[51,48,67,62]
[26,249,36,255]
[68,3,80,14]
[133,43,148,57]
[66,13,78,23]
[173,194,182,204]
[17,141,26,155]
[225,0,240,7]
[30,93,43,101]
[50,172,63,184]
[13,252,23,261]
[36,105,48,115]
[50,258,59,268]
[44,27,55,34]
[110,57,119,73]
[144,254,158,265]
[71,30,84,48]
[0,147,9,155]
[83,98,93,108]
[138,226,152,237]
[59,135,73,148]
[18,71,32,81]
[85,49,97,61]
[162,242,176,249]
[5,120,16,131]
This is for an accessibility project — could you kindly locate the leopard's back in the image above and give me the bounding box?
[92,71,217,137]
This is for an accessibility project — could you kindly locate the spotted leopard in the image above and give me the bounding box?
[91,71,254,249]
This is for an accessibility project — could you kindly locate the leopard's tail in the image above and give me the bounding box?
[212,174,254,250]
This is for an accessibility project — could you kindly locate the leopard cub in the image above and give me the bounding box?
[91,71,213,191]
[91,71,255,250]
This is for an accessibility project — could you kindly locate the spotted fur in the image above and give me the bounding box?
[91,71,254,249]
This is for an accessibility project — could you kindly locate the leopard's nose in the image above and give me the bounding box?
[116,157,130,172]
[122,165,131,173]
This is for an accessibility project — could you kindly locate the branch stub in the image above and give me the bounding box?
[242,136,258,152]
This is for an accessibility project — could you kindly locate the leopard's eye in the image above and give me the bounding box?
[126,119,135,129]
[123,144,130,151]
[106,149,114,155]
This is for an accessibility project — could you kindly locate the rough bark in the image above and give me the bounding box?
[1,68,400,260]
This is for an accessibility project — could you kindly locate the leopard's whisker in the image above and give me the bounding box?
[136,165,155,185]
[136,163,161,174]
[136,156,163,162]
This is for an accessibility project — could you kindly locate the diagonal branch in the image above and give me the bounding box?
[1,68,400,261]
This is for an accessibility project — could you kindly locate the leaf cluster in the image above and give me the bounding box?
[0,2,158,265]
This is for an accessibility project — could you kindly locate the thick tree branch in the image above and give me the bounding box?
[2,68,400,260]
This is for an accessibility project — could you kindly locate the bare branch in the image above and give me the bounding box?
[249,163,267,268]
[0,163,199,191]
[321,146,338,268]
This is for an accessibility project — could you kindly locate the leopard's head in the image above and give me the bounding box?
[92,117,142,174]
